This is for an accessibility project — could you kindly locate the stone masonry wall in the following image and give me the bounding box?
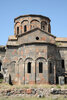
[14,44,48,84]
[3,46,18,81]
[14,16,50,36]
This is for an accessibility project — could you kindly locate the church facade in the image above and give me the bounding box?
[0,14,67,84]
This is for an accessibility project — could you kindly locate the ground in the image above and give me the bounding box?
[0,83,67,100]
[0,95,67,100]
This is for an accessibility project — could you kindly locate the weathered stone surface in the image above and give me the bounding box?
[0,88,50,97]
[0,87,67,97]
[0,14,67,85]
[51,88,67,95]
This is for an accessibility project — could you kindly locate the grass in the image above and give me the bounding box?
[0,96,67,100]
[0,83,67,90]
[0,79,3,83]
[56,85,61,89]
[0,83,67,100]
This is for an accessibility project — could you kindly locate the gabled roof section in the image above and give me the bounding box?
[8,35,17,41]
[56,37,67,42]
[7,35,18,46]
[18,27,56,38]
[14,14,51,22]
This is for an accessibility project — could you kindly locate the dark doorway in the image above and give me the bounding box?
[0,73,3,79]
[56,75,59,84]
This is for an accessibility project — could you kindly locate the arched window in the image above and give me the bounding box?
[61,60,65,68]
[17,27,19,35]
[0,62,2,71]
[49,62,52,73]
[48,24,51,33]
[24,25,27,32]
[27,62,31,73]
[39,62,43,73]
[41,21,47,30]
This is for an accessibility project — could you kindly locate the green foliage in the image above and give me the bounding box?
[56,85,61,89]
[0,79,3,83]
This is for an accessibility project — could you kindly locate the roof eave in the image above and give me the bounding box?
[14,14,51,22]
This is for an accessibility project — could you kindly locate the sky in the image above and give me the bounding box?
[0,0,67,45]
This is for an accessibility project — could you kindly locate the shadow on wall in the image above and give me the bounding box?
[9,74,13,85]
[0,73,3,83]
[0,73,3,79]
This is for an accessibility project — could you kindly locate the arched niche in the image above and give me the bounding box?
[36,57,47,73]
[41,21,47,31]
[30,19,40,29]
[18,58,24,84]
[35,57,47,84]
[18,58,23,72]
[9,61,16,73]
[24,57,34,84]
[25,58,33,73]
[21,20,29,33]
[14,22,21,35]
[48,57,55,84]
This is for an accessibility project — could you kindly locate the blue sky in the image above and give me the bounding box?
[0,0,67,45]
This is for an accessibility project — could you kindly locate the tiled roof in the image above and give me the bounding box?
[55,38,67,41]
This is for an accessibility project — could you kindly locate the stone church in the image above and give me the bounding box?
[0,14,67,84]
